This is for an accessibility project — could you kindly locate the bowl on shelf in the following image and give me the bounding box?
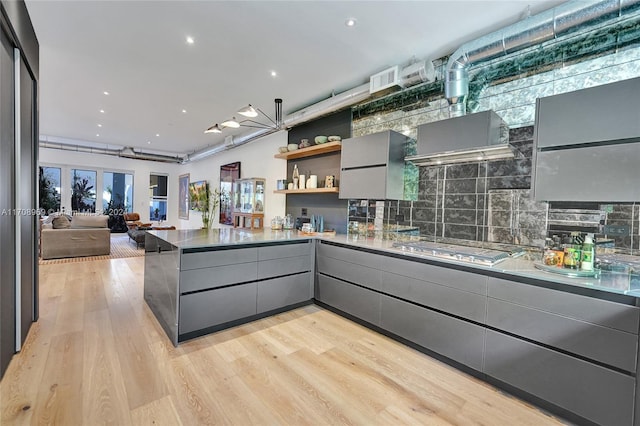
[328,135,342,142]
[314,135,328,144]
[278,146,289,153]
[287,143,299,151]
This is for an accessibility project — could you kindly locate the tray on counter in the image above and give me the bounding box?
[534,262,600,278]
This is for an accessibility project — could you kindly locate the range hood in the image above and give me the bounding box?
[406,110,512,166]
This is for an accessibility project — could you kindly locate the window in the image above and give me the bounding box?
[39,166,61,214]
[149,174,168,221]
[103,171,133,214]
[71,169,97,213]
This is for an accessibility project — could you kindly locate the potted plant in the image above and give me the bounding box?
[190,182,220,229]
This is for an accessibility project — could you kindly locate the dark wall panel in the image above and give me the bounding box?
[287,109,351,146]
[0,25,16,378]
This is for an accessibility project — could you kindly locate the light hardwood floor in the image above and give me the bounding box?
[1,257,565,425]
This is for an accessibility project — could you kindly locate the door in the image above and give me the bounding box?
[0,26,16,377]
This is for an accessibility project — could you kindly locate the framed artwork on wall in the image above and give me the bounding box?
[219,162,241,225]
[178,173,189,220]
[189,180,208,211]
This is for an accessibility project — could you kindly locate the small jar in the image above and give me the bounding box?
[271,216,283,230]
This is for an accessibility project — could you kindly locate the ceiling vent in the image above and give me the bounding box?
[369,65,400,94]
[400,60,435,87]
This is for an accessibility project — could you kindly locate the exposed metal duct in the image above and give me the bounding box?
[185,83,371,163]
[445,0,640,116]
[39,140,185,164]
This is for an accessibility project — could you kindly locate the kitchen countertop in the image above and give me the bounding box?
[148,229,640,299]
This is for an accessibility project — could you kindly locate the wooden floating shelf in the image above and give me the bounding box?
[274,141,342,160]
[273,187,340,194]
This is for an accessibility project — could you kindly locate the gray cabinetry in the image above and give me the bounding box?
[146,239,314,344]
[485,330,635,426]
[534,143,640,202]
[316,275,381,326]
[380,295,485,371]
[535,77,640,149]
[180,283,258,334]
[533,77,640,202]
[487,277,639,373]
[339,130,407,200]
[257,273,312,314]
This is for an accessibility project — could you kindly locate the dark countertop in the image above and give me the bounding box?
[148,229,640,299]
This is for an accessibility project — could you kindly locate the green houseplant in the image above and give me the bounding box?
[190,182,220,229]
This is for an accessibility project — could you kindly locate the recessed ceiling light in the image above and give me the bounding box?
[100,109,105,113]
[345,18,357,27]
[155,133,160,137]
[186,36,195,44]
[270,70,277,77]
[182,109,187,113]
[97,124,102,127]
[147,141,151,144]
[96,133,100,137]
[103,91,109,95]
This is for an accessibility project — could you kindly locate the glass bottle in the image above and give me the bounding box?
[292,164,299,190]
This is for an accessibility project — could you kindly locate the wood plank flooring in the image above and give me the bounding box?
[1,257,565,425]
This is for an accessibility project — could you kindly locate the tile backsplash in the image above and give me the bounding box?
[347,18,640,254]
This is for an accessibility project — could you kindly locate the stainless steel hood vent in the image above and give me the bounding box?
[406,144,514,166]
[406,110,512,166]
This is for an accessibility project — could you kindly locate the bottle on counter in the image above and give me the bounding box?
[581,233,595,271]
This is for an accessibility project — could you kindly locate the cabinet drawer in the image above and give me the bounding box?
[534,143,640,202]
[317,242,384,270]
[487,298,637,372]
[339,167,387,200]
[341,132,390,168]
[316,275,380,326]
[381,271,486,323]
[179,283,257,334]
[180,263,258,293]
[384,256,488,295]
[257,273,312,314]
[317,255,382,291]
[258,256,311,279]
[488,277,639,334]
[258,241,310,261]
[380,295,485,371]
[485,330,635,426]
[181,247,257,270]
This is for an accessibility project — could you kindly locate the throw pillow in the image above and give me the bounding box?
[52,215,71,229]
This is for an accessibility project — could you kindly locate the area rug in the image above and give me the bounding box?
[39,234,144,265]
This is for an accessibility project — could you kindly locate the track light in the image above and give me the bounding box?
[204,99,283,134]
[204,124,223,134]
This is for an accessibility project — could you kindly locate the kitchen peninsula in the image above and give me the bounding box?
[145,228,640,426]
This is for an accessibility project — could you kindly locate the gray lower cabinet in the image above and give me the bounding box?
[180,262,258,293]
[316,275,380,326]
[257,272,312,314]
[485,330,635,426]
[380,294,485,371]
[317,255,382,291]
[380,271,486,323]
[179,283,258,334]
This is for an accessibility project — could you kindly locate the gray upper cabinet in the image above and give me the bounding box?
[535,77,640,149]
[533,77,640,202]
[339,130,407,200]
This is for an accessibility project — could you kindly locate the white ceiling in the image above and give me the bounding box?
[26,0,563,155]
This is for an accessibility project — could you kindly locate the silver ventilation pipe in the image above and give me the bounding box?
[445,0,640,116]
[185,83,371,163]
[40,140,184,164]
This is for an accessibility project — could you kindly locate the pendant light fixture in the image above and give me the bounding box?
[205,98,283,133]
[204,124,223,134]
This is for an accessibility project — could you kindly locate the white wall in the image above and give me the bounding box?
[39,147,181,225]
[39,130,288,229]
[180,130,288,229]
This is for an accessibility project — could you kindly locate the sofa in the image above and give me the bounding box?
[41,215,111,259]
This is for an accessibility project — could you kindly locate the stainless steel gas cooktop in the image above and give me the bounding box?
[391,241,514,266]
